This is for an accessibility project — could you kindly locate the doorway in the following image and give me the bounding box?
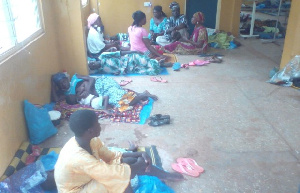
[186,0,218,34]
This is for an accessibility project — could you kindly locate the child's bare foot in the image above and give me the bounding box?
[128,141,138,152]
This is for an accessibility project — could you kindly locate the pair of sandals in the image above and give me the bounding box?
[148,114,170,127]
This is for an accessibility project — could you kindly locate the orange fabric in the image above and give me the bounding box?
[55,137,131,193]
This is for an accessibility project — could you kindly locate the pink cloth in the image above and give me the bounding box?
[87,13,99,29]
[128,26,148,53]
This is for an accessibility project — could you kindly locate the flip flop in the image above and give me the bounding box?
[171,163,200,177]
[119,79,132,86]
[194,59,210,66]
[172,62,181,71]
[150,77,168,83]
[176,158,204,173]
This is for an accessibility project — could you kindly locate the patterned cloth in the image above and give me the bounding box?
[99,51,161,75]
[54,98,146,124]
[165,15,189,41]
[164,26,208,55]
[55,137,131,193]
[149,17,167,35]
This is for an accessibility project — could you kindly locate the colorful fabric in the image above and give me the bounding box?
[87,13,99,29]
[149,17,167,34]
[94,76,127,107]
[208,32,234,49]
[118,91,136,112]
[165,15,188,41]
[55,137,131,193]
[164,26,208,54]
[98,51,161,75]
[128,26,149,53]
[54,99,145,124]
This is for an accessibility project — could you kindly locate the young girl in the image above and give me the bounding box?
[128,11,169,64]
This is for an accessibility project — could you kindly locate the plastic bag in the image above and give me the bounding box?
[268,55,300,86]
[24,100,58,144]
[132,175,175,193]
[0,160,47,193]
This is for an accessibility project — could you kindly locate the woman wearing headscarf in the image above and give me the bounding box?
[149,5,167,43]
[86,13,119,59]
[156,2,189,46]
[163,12,208,55]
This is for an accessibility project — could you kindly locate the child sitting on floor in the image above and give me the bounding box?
[66,94,109,111]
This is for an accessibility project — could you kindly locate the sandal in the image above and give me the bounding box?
[205,56,222,63]
[150,77,168,83]
[119,79,132,86]
[149,114,170,121]
[148,118,170,127]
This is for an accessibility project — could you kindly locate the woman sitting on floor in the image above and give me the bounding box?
[163,12,208,55]
[149,5,167,44]
[51,73,158,112]
[128,10,169,64]
[86,13,120,59]
[156,2,189,46]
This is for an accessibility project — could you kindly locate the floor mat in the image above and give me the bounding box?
[139,98,154,125]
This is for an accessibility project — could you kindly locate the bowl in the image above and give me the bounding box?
[48,110,61,126]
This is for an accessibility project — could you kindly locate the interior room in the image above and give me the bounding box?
[0,0,299,192]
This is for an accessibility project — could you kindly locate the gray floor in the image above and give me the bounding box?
[42,38,300,193]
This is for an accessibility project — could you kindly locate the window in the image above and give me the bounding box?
[0,0,43,58]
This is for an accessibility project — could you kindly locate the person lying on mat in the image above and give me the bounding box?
[87,13,120,59]
[128,10,171,67]
[163,12,208,55]
[156,2,189,47]
[51,73,158,112]
[88,50,162,75]
[55,110,183,193]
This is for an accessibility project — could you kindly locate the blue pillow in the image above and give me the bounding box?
[24,100,58,144]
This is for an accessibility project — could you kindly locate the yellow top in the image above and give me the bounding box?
[54,137,131,193]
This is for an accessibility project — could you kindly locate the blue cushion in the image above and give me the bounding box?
[24,100,58,145]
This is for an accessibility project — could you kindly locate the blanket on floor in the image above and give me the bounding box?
[54,100,147,124]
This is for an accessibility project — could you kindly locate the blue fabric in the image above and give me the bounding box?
[40,151,59,171]
[139,98,154,124]
[133,175,174,193]
[43,103,55,111]
[94,76,127,107]
[149,17,167,39]
[65,74,83,95]
[24,100,58,145]
[0,161,47,193]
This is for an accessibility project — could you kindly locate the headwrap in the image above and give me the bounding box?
[193,12,205,23]
[169,1,179,9]
[52,73,67,84]
[87,13,99,29]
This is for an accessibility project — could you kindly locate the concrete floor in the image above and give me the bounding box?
[42,38,300,193]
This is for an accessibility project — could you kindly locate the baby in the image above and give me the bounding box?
[66,94,109,111]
